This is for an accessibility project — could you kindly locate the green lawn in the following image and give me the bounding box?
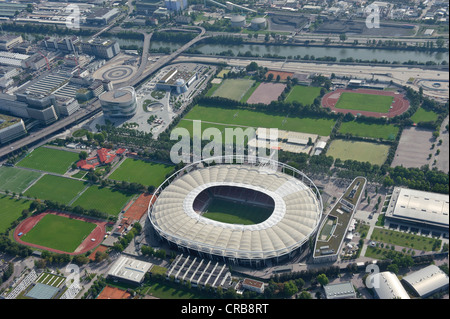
[371,228,442,251]
[17,147,79,174]
[109,159,174,187]
[285,85,322,105]
[24,174,87,205]
[0,196,31,234]
[410,107,439,124]
[0,166,42,194]
[335,92,393,113]
[71,186,134,216]
[339,121,399,140]
[203,198,273,225]
[211,78,255,101]
[20,213,96,253]
[326,139,390,165]
[181,105,336,136]
[240,81,261,103]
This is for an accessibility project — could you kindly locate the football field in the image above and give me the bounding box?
[334,92,393,113]
[0,166,42,194]
[17,147,79,175]
[326,139,390,165]
[211,79,255,101]
[0,196,31,234]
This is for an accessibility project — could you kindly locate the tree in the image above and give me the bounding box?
[283,280,298,297]
[316,274,329,286]
[246,62,258,72]
[79,151,88,160]
[339,33,347,42]
[298,291,312,299]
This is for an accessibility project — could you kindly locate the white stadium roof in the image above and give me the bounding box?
[149,158,322,261]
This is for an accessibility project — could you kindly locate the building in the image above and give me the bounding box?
[230,15,246,28]
[76,147,118,170]
[368,271,410,299]
[81,38,120,60]
[402,265,449,298]
[242,278,265,293]
[385,187,449,235]
[250,17,267,30]
[136,1,163,15]
[0,114,27,144]
[165,0,188,12]
[85,8,120,25]
[43,37,79,53]
[0,66,21,89]
[107,256,153,285]
[99,86,137,118]
[323,281,356,299]
[155,68,197,94]
[0,35,24,51]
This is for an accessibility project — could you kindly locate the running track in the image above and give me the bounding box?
[321,88,410,118]
[14,210,107,255]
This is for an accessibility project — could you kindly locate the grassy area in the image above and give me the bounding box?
[20,213,96,253]
[182,105,336,136]
[17,147,79,175]
[335,92,393,113]
[139,281,211,299]
[240,81,261,103]
[326,139,390,165]
[339,121,399,140]
[285,85,322,105]
[410,107,439,124]
[217,69,230,78]
[0,196,31,234]
[24,174,87,205]
[71,171,87,179]
[0,166,42,194]
[108,158,174,187]
[203,198,273,225]
[371,228,442,251]
[211,78,254,101]
[71,186,134,216]
[205,83,220,97]
[72,129,88,138]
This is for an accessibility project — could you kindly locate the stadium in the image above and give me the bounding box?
[147,156,323,267]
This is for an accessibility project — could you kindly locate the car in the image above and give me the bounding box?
[91,238,96,242]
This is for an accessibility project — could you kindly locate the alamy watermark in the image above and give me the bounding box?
[65,4,80,30]
[365,4,381,29]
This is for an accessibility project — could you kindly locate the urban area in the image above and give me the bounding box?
[0,0,448,305]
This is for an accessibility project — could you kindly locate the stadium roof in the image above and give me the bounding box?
[402,265,449,297]
[150,158,322,260]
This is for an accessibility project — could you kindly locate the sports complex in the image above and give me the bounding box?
[147,155,323,267]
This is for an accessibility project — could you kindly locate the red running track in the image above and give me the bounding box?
[14,210,107,255]
[321,88,410,118]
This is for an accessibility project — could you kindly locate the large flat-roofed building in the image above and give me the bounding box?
[323,281,356,299]
[156,68,197,94]
[86,7,120,25]
[99,86,137,118]
[81,38,120,60]
[107,256,153,285]
[0,35,24,51]
[402,265,449,298]
[0,114,27,144]
[385,187,449,234]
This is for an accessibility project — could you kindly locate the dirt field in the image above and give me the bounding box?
[247,82,286,105]
[124,193,157,221]
[391,127,435,169]
[265,70,294,81]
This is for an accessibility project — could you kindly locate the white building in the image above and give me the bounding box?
[402,265,449,298]
[99,86,138,118]
[0,114,27,144]
[369,271,410,299]
[107,256,153,285]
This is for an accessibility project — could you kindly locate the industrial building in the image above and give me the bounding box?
[248,128,319,154]
[81,38,121,60]
[230,15,246,28]
[385,187,449,235]
[85,8,120,26]
[155,68,197,94]
[99,86,138,118]
[250,17,267,30]
[323,281,356,299]
[107,256,153,285]
[368,271,410,299]
[402,265,449,298]
[0,114,27,144]
[0,35,24,51]
[165,0,188,12]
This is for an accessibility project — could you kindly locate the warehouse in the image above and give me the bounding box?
[385,187,449,236]
[402,265,449,298]
[107,256,153,285]
[368,271,410,299]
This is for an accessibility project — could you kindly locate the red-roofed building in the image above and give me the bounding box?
[77,148,118,171]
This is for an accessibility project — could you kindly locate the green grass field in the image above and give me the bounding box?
[17,147,79,174]
[203,198,273,225]
[211,79,255,101]
[410,107,439,124]
[20,213,96,253]
[335,92,393,113]
[24,174,87,205]
[240,81,261,103]
[339,121,399,140]
[326,139,390,165]
[0,166,42,194]
[181,105,336,136]
[371,228,442,251]
[109,159,174,187]
[0,196,31,234]
[285,86,322,105]
[71,186,134,216]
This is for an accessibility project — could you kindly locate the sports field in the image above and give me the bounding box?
[181,105,336,136]
[285,85,322,105]
[339,121,399,140]
[109,158,174,187]
[203,198,273,225]
[24,174,87,205]
[334,92,393,113]
[17,147,79,175]
[71,186,134,216]
[0,166,42,194]
[410,107,439,124]
[0,196,31,234]
[20,213,96,253]
[211,78,254,101]
[326,139,390,165]
[246,82,286,105]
